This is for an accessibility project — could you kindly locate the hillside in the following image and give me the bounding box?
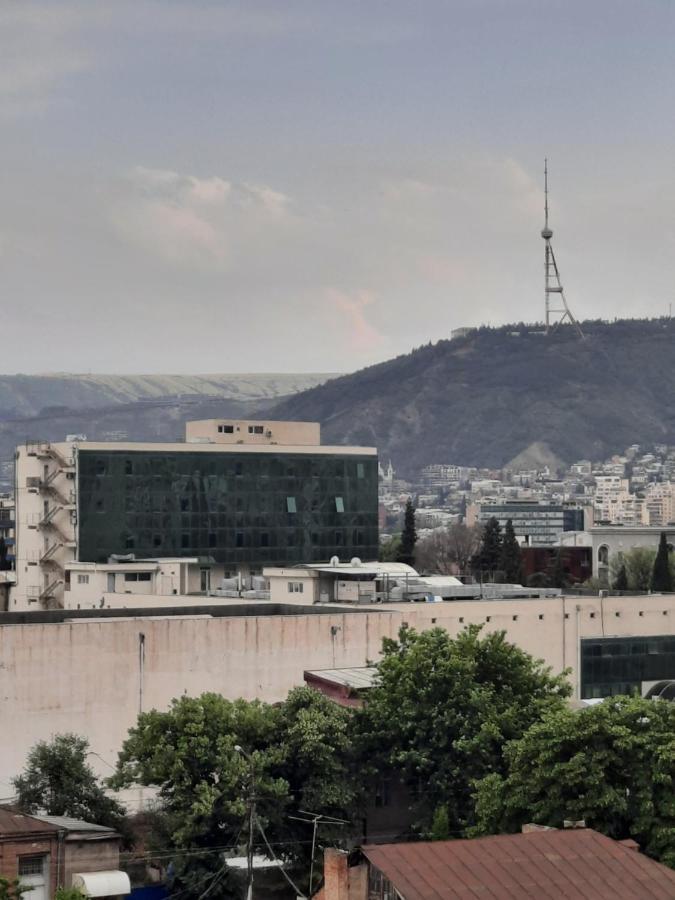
[0,372,331,490]
[270,319,675,475]
[0,372,332,419]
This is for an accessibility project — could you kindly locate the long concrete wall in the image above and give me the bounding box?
[0,609,401,791]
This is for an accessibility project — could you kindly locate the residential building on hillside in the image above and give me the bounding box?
[13,420,378,610]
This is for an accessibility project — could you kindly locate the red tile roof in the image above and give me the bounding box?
[362,829,675,899]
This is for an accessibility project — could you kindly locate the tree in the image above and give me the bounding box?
[379,535,401,562]
[471,518,502,580]
[111,688,358,898]
[0,879,27,900]
[13,734,127,836]
[548,548,568,589]
[651,532,673,592]
[612,553,629,591]
[625,547,657,591]
[415,523,482,576]
[472,696,675,868]
[397,499,417,566]
[499,520,523,584]
[354,625,570,835]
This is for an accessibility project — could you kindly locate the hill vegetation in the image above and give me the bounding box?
[271,318,675,475]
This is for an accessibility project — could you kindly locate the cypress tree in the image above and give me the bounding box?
[499,519,523,584]
[472,517,502,580]
[650,532,673,592]
[549,547,567,589]
[614,559,629,592]
[397,499,417,566]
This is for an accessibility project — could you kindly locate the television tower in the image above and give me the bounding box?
[541,159,584,338]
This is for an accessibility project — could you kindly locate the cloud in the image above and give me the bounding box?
[109,166,294,270]
[324,288,387,352]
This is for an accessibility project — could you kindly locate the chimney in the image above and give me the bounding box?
[322,849,349,900]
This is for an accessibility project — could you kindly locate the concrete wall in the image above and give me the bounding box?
[2,594,675,788]
[185,419,321,446]
[63,838,120,889]
[590,527,675,579]
[0,609,400,785]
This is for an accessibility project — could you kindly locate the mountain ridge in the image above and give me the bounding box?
[269,319,675,474]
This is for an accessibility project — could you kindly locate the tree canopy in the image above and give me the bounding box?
[111,687,357,897]
[13,734,127,836]
[499,520,523,584]
[397,499,417,566]
[471,518,502,580]
[651,532,673,592]
[472,696,675,867]
[354,625,570,835]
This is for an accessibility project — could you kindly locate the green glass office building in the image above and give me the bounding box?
[76,446,379,569]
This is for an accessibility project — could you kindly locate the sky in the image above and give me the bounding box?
[2,0,675,374]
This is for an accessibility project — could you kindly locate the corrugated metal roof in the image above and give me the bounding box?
[304,667,379,690]
[35,815,116,834]
[0,807,59,835]
[362,830,675,899]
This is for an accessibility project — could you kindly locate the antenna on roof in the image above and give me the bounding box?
[541,159,585,339]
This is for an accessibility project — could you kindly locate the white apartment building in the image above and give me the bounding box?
[593,476,648,526]
[645,482,675,527]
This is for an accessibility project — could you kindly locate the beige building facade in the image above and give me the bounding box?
[1,594,675,787]
[185,418,320,446]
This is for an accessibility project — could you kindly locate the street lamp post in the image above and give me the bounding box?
[235,745,255,900]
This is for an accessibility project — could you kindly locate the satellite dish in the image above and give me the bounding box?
[329,556,340,567]
[350,557,362,567]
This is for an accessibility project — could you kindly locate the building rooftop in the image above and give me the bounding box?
[362,829,675,899]
[0,807,59,835]
[34,815,116,835]
[40,440,376,457]
[304,666,378,691]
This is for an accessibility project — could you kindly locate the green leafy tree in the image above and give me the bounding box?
[471,518,502,580]
[0,879,27,900]
[397,499,417,566]
[499,520,523,584]
[624,547,656,591]
[13,734,127,836]
[429,805,450,841]
[472,696,675,867]
[379,535,401,562]
[111,688,357,898]
[354,625,570,835]
[651,532,673,592]
[55,890,86,900]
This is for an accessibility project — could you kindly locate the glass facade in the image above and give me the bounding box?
[77,449,379,567]
[581,635,675,698]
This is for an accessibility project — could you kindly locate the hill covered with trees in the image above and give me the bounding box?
[271,318,675,475]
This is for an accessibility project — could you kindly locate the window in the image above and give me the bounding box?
[335,496,344,513]
[153,534,162,548]
[181,533,190,549]
[288,581,304,593]
[260,532,269,547]
[125,459,133,475]
[94,460,106,476]
[95,498,104,513]
[208,532,216,548]
[512,615,518,621]
[180,497,189,512]
[538,614,544,620]
[218,424,234,434]
[357,462,365,479]
[236,531,244,547]
[374,778,391,808]
[77,574,89,585]
[248,425,264,434]
[18,857,44,877]
[125,573,152,582]
[125,536,135,550]
[286,497,297,513]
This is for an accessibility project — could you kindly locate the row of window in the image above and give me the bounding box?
[91,458,369,479]
[119,528,374,551]
[85,495,350,514]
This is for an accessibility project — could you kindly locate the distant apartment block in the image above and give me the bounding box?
[14,420,378,609]
[472,500,585,547]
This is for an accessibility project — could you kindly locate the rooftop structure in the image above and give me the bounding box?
[358,829,675,899]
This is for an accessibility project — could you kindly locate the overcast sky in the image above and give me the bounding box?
[2,0,674,374]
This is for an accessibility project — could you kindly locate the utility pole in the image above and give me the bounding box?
[235,745,256,900]
[288,809,348,895]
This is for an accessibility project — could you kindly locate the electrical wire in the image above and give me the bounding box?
[256,818,306,899]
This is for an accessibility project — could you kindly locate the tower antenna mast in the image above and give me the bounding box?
[541,159,584,338]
